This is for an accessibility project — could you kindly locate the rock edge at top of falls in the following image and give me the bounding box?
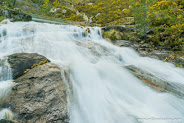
[1,53,68,123]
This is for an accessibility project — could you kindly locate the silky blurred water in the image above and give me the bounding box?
[0,20,184,122]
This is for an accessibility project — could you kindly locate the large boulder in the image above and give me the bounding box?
[9,63,68,123]
[8,53,50,79]
[2,53,68,122]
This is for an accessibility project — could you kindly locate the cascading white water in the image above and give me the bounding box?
[0,52,15,119]
[0,20,184,123]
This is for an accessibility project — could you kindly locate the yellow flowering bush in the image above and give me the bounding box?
[146,0,184,50]
[76,0,131,25]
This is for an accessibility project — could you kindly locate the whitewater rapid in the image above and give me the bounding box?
[0,20,184,123]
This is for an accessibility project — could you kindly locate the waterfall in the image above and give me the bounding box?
[0,20,184,123]
[0,55,15,120]
[0,108,14,120]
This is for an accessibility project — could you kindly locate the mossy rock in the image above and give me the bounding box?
[104,29,121,41]
[103,29,138,43]
[176,64,183,68]
[8,53,50,79]
[0,16,7,22]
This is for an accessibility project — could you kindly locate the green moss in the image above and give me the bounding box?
[31,60,48,69]
[104,29,122,41]
[103,29,138,42]
[23,60,49,74]
[176,64,183,68]
[0,16,7,22]
[23,69,31,74]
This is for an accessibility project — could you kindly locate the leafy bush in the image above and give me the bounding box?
[146,0,184,50]
[76,0,131,25]
[0,16,7,22]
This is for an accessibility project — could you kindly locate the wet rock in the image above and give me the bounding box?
[2,29,7,37]
[114,40,133,47]
[9,63,68,123]
[3,53,68,122]
[0,119,18,123]
[101,25,136,32]
[103,28,138,42]
[125,65,184,97]
[102,29,124,42]
[8,53,50,79]
[76,40,112,57]
[137,50,184,67]
[114,40,140,49]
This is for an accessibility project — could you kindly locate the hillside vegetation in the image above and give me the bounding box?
[0,0,184,50]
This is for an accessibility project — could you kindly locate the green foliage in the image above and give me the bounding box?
[40,0,51,12]
[176,64,183,68]
[0,0,15,8]
[31,60,49,69]
[24,69,31,74]
[38,0,84,22]
[1,0,184,50]
[103,29,138,42]
[0,16,7,22]
[76,0,132,25]
[104,29,122,41]
[146,0,184,50]
[128,0,184,50]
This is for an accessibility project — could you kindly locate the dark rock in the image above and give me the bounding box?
[156,46,171,50]
[101,25,136,32]
[115,40,133,47]
[149,51,171,60]
[113,40,140,51]
[9,63,68,123]
[125,65,184,97]
[176,57,184,66]
[8,53,50,79]
[2,29,7,37]
[0,119,18,123]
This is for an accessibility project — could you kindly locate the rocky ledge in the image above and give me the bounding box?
[101,26,184,68]
[113,40,184,68]
[101,25,136,32]
[125,65,184,98]
[1,53,69,123]
[0,119,18,123]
